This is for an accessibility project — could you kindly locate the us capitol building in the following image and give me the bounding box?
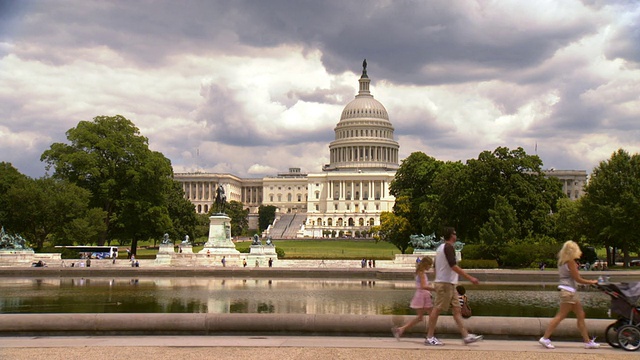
[175,62,586,238]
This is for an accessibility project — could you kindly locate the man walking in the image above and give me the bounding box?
[425,227,483,346]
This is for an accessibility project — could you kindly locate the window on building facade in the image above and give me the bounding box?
[334,204,338,211]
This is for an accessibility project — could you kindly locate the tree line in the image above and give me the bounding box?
[0,116,280,254]
[2,115,638,264]
[375,147,640,267]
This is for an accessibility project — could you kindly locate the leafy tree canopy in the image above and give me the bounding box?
[391,147,564,247]
[258,205,277,232]
[580,148,640,266]
[41,115,184,254]
[373,211,412,254]
[211,200,248,237]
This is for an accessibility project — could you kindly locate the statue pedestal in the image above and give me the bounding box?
[249,245,277,255]
[158,243,175,254]
[199,215,239,254]
[408,249,461,262]
[179,244,193,254]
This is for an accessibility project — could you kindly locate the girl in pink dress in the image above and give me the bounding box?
[392,256,434,340]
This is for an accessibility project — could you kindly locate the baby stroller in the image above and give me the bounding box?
[597,282,640,351]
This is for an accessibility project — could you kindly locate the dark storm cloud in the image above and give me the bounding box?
[8,1,601,84]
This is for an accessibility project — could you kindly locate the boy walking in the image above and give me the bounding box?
[425,227,483,346]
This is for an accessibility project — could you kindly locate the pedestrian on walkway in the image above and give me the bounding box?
[392,256,434,340]
[221,256,226,267]
[425,227,482,346]
[538,240,600,350]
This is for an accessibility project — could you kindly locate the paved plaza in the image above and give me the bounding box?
[1,335,638,360]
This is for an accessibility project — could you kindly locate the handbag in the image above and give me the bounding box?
[461,295,472,318]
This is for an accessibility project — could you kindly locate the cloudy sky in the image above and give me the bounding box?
[1,0,639,179]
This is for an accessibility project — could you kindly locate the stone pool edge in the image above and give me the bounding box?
[0,313,613,339]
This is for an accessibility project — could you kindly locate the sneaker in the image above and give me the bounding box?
[391,326,401,341]
[463,334,483,344]
[585,339,600,349]
[538,337,555,349]
[425,337,444,346]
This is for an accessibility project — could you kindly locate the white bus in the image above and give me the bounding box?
[56,246,118,259]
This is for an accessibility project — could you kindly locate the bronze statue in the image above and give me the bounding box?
[214,185,227,214]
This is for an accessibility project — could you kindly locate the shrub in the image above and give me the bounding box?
[459,259,499,269]
[276,248,285,258]
[461,244,491,260]
[501,242,561,268]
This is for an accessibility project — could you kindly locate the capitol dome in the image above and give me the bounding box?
[325,60,400,172]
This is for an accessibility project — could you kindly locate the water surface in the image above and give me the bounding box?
[0,277,612,318]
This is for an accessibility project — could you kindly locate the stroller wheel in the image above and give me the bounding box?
[617,325,640,351]
[605,322,621,348]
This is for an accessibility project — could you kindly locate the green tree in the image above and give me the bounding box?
[390,147,563,247]
[41,115,175,255]
[166,180,198,242]
[0,162,29,226]
[478,195,520,264]
[213,200,248,236]
[458,147,563,240]
[551,197,582,242]
[5,177,103,250]
[373,211,412,254]
[580,149,640,267]
[390,152,444,235]
[258,205,277,231]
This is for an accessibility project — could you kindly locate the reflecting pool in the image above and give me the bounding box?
[0,277,611,318]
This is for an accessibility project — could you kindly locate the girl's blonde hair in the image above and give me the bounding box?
[416,256,433,273]
[558,240,582,265]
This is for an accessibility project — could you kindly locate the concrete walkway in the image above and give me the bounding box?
[0,335,636,360]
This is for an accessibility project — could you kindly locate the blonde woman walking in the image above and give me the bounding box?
[392,256,434,340]
[539,240,600,349]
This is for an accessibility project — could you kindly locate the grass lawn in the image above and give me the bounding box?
[236,239,402,260]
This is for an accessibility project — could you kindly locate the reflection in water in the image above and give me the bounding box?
[0,277,611,318]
